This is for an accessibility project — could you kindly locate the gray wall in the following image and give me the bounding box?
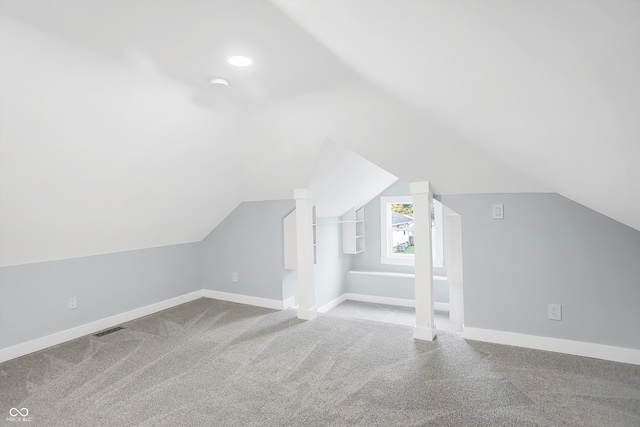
[440,193,640,349]
[0,242,200,349]
[348,273,414,299]
[347,274,449,303]
[314,218,350,307]
[6,192,636,353]
[200,200,295,301]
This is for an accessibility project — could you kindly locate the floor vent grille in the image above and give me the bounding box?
[94,326,125,337]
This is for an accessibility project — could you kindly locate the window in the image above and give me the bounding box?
[380,196,443,267]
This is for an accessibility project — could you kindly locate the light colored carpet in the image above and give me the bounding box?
[1,298,639,426]
[323,299,459,332]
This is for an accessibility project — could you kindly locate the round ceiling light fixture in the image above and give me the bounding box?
[210,77,229,87]
[228,55,252,67]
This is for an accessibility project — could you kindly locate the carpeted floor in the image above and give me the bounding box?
[323,299,459,332]
[1,298,639,426]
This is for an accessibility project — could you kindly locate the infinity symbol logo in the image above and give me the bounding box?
[9,408,29,417]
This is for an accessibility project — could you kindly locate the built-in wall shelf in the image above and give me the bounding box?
[342,207,365,254]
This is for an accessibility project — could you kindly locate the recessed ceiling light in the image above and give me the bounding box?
[228,56,252,67]
[210,77,229,87]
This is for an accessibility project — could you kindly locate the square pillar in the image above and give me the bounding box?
[445,214,464,330]
[411,181,436,341]
[294,188,317,320]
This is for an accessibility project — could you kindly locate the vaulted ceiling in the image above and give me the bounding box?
[1,0,638,267]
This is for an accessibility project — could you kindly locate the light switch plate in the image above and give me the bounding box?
[492,204,504,219]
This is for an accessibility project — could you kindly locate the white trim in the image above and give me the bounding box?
[283,295,296,309]
[414,326,436,341]
[0,290,204,363]
[297,307,317,321]
[202,289,286,310]
[380,256,414,266]
[318,293,449,313]
[434,302,450,312]
[0,290,299,363]
[10,291,632,367]
[463,326,640,366]
[352,270,415,278]
[345,293,415,307]
[317,294,348,313]
[349,270,447,281]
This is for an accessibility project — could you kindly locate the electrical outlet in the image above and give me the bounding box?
[68,296,78,310]
[232,273,238,283]
[548,303,561,321]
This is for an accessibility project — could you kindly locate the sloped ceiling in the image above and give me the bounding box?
[1,0,637,266]
[309,141,398,218]
[274,0,640,231]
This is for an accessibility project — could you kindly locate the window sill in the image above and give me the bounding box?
[350,270,448,281]
[381,256,414,266]
[381,257,443,269]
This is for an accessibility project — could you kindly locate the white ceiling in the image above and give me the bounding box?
[309,141,398,218]
[274,0,640,231]
[1,0,638,266]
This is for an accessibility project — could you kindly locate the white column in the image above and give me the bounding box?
[294,188,317,321]
[445,214,464,330]
[411,181,436,341]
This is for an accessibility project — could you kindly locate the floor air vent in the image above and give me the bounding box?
[94,326,125,337]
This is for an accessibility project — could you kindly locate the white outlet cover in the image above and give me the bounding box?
[548,303,562,320]
[68,297,78,310]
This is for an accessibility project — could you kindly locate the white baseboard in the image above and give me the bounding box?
[414,326,436,341]
[317,294,450,313]
[345,293,415,307]
[202,289,287,310]
[11,290,633,367]
[283,295,296,309]
[463,326,640,366]
[1,289,297,363]
[0,290,204,363]
[297,307,317,321]
[317,294,348,313]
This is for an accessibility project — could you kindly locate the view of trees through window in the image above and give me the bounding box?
[391,203,413,215]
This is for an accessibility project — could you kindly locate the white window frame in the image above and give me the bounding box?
[380,195,443,268]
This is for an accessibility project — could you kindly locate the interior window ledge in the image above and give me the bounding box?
[350,270,448,281]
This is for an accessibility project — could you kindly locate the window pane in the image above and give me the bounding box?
[390,204,414,254]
